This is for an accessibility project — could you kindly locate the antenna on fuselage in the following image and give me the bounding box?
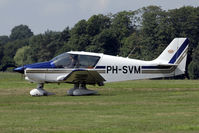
[127,47,136,58]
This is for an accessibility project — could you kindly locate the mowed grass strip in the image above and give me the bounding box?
[0,72,199,133]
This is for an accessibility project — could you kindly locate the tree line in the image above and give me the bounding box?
[0,6,199,79]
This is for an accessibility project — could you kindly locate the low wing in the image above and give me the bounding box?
[153,61,178,66]
[58,69,106,86]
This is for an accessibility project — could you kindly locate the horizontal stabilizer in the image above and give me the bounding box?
[157,63,177,66]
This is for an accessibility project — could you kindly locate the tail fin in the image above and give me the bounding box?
[154,38,189,75]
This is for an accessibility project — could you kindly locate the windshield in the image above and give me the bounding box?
[51,53,100,68]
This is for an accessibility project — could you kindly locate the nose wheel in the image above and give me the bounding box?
[67,83,97,96]
[30,83,55,96]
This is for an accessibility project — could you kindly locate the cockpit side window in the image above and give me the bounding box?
[68,54,79,68]
[52,53,100,69]
[52,53,71,68]
[78,55,100,68]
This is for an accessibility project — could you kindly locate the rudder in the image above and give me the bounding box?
[154,38,189,75]
[155,38,189,64]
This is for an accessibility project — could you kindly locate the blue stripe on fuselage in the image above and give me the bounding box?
[142,66,172,69]
[95,66,106,69]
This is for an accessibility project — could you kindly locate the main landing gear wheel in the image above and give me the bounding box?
[30,83,55,96]
[67,83,97,96]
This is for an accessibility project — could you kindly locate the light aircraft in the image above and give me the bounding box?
[14,38,189,96]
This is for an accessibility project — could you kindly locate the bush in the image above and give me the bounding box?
[188,61,199,79]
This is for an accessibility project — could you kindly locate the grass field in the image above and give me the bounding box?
[0,72,199,133]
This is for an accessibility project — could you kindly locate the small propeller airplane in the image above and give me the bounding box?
[14,38,189,96]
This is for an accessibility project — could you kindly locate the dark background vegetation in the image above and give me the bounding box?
[0,6,199,79]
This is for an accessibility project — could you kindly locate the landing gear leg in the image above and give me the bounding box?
[30,83,55,96]
[67,83,79,96]
[67,83,97,96]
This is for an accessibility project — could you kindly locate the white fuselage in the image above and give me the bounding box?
[25,52,180,84]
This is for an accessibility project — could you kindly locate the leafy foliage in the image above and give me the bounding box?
[14,46,31,66]
[188,44,199,79]
[10,24,33,40]
[188,61,199,79]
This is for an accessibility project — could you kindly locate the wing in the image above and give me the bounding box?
[57,69,106,86]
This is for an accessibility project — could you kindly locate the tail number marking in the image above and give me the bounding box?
[107,66,141,74]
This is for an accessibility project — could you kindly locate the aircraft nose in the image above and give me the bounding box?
[13,66,25,73]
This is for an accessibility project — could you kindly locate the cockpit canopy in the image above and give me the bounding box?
[51,53,100,68]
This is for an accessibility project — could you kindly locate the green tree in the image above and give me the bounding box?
[68,20,90,51]
[140,6,166,60]
[14,46,31,66]
[111,11,135,40]
[87,14,110,36]
[120,32,142,59]
[0,36,9,68]
[70,20,87,35]
[168,7,197,38]
[0,36,10,45]
[91,29,119,55]
[56,42,73,55]
[188,61,199,79]
[1,39,29,70]
[28,30,63,62]
[10,25,33,40]
[0,56,15,71]
[188,44,199,79]
[59,27,70,42]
